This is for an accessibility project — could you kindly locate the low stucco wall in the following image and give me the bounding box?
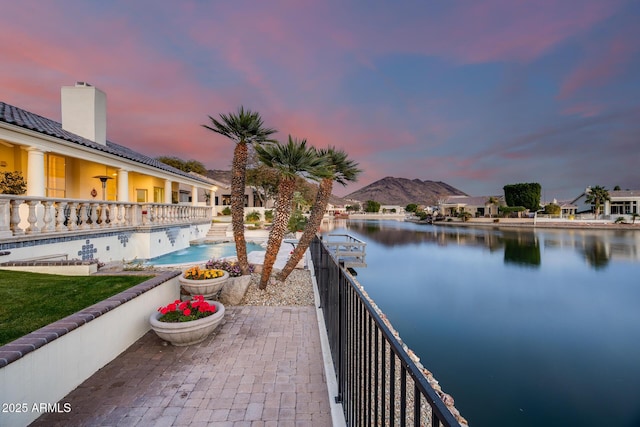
[0,271,181,427]
[0,221,210,264]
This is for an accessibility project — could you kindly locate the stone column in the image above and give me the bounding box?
[211,185,218,214]
[26,148,46,197]
[165,179,172,204]
[191,185,198,206]
[117,169,129,202]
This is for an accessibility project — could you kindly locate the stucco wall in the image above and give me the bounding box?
[0,271,181,427]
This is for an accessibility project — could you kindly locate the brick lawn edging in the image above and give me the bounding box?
[0,270,181,427]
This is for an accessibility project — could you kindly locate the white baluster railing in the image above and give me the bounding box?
[0,195,213,239]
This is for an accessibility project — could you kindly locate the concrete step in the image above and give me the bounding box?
[206,223,230,238]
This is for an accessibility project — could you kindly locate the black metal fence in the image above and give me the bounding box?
[310,236,463,427]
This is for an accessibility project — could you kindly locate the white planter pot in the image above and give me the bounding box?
[179,270,229,298]
[149,300,225,346]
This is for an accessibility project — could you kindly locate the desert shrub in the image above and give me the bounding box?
[245,210,261,222]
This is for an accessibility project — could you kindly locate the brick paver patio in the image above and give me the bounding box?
[30,306,332,426]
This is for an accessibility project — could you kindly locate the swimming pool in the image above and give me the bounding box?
[146,242,264,266]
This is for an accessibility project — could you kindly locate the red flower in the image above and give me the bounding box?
[183,308,192,316]
[160,307,169,315]
[168,303,177,312]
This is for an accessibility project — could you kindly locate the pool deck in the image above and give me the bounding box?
[30,305,333,427]
[28,249,340,427]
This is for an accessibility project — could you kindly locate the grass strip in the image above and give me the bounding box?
[0,271,152,346]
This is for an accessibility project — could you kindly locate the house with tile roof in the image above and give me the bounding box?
[0,83,230,264]
[439,195,506,218]
[1,82,223,204]
[571,187,640,220]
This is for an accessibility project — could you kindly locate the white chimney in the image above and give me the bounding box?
[61,82,107,145]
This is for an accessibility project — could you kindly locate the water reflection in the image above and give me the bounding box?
[323,220,640,270]
[321,219,640,427]
[503,234,541,267]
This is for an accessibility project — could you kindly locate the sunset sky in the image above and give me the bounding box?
[2,1,639,200]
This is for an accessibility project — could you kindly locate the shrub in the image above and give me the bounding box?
[205,258,255,277]
[0,171,27,195]
[498,206,526,218]
[415,211,428,220]
[544,203,561,215]
[288,209,307,233]
[264,210,273,222]
[458,211,472,222]
[221,206,231,215]
[364,200,381,213]
[245,210,261,222]
[615,217,626,224]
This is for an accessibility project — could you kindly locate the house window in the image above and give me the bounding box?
[611,201,638,215]
[153,187,164,203]
[46,154,66,198]
[136,189,148,203]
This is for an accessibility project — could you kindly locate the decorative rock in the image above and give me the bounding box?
[218,275,252,305]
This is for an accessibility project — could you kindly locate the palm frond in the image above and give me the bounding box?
[255,136,328,181]
[202,106,277,144]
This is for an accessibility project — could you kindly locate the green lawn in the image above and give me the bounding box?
[0,271,152,346]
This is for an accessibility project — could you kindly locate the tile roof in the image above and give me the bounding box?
[610,190,640,198]
[0,101,212,185]
[441,195,504,206]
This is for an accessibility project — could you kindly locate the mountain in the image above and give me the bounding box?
[343,176,466,206]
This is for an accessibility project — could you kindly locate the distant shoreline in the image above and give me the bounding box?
[415,219,640,231]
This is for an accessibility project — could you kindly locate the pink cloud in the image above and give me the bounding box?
[562,103,603,118]
[559,24,640,99]
[353,0,625,64]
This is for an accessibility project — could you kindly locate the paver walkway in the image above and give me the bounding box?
[30,306,332,427]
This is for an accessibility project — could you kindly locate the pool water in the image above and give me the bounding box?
[146,242,264,266]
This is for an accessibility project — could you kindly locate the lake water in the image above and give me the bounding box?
[321,219,640,427]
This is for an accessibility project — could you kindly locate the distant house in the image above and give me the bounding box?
[571,188,640,219]
[439,195,505,217]
[557,200,578,218]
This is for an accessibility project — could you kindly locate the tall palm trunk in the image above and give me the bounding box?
[277,178,332,281]
[259,178,296,289]
[231,143,250,275]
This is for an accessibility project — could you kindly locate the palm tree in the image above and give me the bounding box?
[585,185,610,219]
[277,147,361,282]
[486,196,500,218]
[255,137,327,289]
[203,107,277,275]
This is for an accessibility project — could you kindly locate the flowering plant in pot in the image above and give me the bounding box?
[179,266,230,298]
[157,295,217,322]
[184,266,225,280]
[150,295,225,346]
